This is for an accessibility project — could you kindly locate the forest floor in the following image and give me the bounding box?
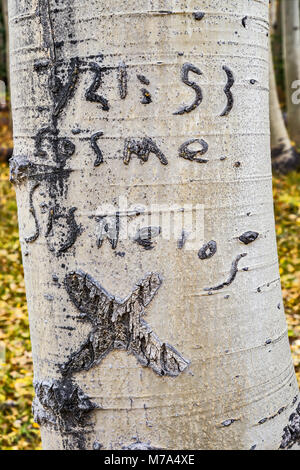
[0,160,299,449]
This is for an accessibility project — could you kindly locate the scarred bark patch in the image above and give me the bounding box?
[280,401,300,449]
[33,377,99,449]
[62,270,190,377]
[204,253,247,292]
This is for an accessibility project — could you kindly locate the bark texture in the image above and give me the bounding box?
[8,0,299,450]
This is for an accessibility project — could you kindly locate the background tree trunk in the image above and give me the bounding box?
[8,0,299,450]
[270,0,278,34]
[269,1,298,173]
[1,0,9,90]
[270,47,298,172]
[281,0,300,148]
[1,0,12,134]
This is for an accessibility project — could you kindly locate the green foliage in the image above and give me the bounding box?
[0,163,41,450]
[273,172,300,382]
[0,163,299,449]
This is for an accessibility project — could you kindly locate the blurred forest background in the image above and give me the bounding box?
[0,0,299,450]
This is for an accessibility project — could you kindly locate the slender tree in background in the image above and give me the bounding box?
[271,0,283,68]
[1,0,12,138]
[1,0,9,90]
[269,0,298,172]
[8,0,300,450]
[269,0,278,31]
[270,48,297,172]
[281,0,300,149]
[0,7,4,77]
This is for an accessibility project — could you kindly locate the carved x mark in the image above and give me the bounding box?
[61,271,190,377]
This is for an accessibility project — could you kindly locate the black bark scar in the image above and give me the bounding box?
[52,57,80,117]
[123,137,168,165]
[90,131,104,166]
[242,16,247,28]
[204,253,247,291]
[177,230,188,249]
[32,377,98,449]
[239,231,259,245]
[85,62,109,111]
[220,66,234,117]
[45,206,81,256]
[34,126,56,158]
[25,183,40,243]
[118,61,127,99]
[134,226,161,250]
[280,401,300,449]
[193,12,205,21]
[140,88,152,104]
[61,271,190,377]
[38,0,56,61]
[95,213,120,250]
[198,240,217,260]
[179,139,209,163]
[57,138,76,166]
[173,63,203,115]
[137,74,150,85]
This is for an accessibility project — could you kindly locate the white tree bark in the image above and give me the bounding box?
[8,0,299,450]
[281,0,300,148]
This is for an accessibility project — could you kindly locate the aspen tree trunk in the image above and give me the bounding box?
[8,0,300,450]
[270,47,296,172]
[269,1,298,173]
[0,5,4,71]
[282,0,300,148]
[271,0,283,74]
[270,0,278,33]
[2,0,13,136]
[1,0,9,90]
[270,49,298,173]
